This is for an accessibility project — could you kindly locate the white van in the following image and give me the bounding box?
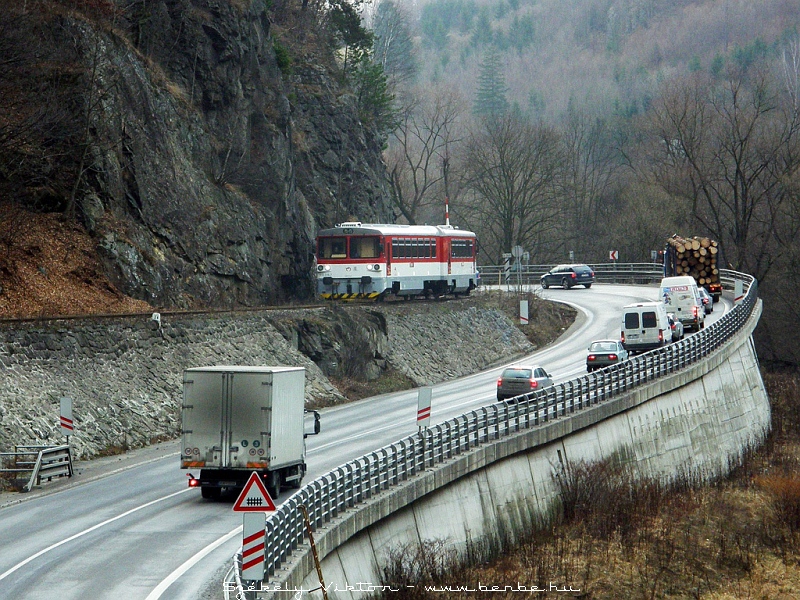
[621,301,671,353]
[660,276,705,332]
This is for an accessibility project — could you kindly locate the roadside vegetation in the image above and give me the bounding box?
[374,371,800,599]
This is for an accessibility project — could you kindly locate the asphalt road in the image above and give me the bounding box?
[0,284,729,600]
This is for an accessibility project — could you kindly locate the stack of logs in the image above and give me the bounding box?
[667,235,719,286]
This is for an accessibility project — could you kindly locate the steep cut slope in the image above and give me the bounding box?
[0,0,392,311]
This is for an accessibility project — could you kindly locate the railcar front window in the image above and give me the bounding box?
[319,237,347,259]
[350,236,381,259]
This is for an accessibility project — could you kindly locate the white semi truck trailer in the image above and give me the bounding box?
[180,366,320,500]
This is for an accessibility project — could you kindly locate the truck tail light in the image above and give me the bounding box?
[187,473,200,488]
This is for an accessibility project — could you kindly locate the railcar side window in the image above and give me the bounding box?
[350,236,381,259]
[319,237,347,259]
[451,239,474,258]
[391,237,435,259]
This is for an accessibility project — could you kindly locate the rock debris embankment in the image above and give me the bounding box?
[0,299,540,459]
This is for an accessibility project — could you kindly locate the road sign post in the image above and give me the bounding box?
[60,397,73,441]
[233,471,276,582]
[417,387,432,430]
[241,513,266,581]
[734,279,743,303]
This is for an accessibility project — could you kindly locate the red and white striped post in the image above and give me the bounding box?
[417,387,432,430]
[241,513,266,580]
[60,397,74,440]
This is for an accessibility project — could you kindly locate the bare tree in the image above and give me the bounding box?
[370,0,417,97]
[385,91,463,224]
[557,105,623,258]
[459,112,563,263]
[643,67,800,282]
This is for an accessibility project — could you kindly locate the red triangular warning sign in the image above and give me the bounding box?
[232,472,277,512]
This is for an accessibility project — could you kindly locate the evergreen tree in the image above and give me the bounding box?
[473,48,509,117]
[352,54,399,141]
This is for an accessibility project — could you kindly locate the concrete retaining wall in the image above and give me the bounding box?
[278,303,770,599]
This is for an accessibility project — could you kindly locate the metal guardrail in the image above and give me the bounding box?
[479,262,664,287]
[0,445,73,492]
[223,549,245,600]
[255,269,757,583]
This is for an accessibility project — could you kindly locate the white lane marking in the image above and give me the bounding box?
[145,526,242,600]
[0,488,192,582]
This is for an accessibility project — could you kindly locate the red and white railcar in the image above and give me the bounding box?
[315,222,478,299]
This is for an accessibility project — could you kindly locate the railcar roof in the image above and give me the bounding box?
[316,223,476,237]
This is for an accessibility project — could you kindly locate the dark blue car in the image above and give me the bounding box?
[540,264,595,289]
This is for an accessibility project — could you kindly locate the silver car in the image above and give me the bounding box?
[496,365,554,401]
[586,339,629,372]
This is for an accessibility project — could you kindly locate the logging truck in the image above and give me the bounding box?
[663,235,722,303]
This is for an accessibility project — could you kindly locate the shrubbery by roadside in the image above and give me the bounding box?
[375,371,800,599]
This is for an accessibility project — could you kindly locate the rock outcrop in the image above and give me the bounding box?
[0,1,392,308]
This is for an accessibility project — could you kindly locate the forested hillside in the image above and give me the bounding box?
[373,0,800,365]
[0,0,799,365]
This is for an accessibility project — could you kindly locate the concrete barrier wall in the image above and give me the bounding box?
[274,302,770,599]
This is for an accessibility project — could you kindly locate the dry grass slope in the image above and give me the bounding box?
[0,207,151,319]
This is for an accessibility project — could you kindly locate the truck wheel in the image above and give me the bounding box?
[201,486,221,500]
[266,470,281,500]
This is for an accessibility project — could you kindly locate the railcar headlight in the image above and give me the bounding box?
[372,264,381,271]
[317,265,330,272]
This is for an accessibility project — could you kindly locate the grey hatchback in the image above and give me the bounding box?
[540,264,595,289]
[496,365,554,401]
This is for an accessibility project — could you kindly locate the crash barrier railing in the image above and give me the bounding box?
[0,445,73,492]
[479,262,664,287]
[258,270,757,580]
[223,549,245,600]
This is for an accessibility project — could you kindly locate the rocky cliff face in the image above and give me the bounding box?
[0,1,393,308]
